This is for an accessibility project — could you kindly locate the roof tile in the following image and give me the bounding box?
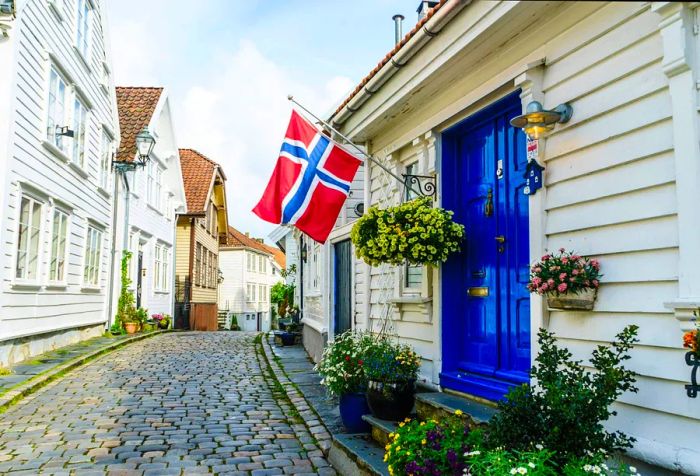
[179,148,220,214]
[115,87,163,162]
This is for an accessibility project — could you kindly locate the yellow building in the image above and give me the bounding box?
[174,149,228,330]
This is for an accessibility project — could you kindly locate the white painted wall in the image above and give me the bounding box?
[0,0,119,359]
[334,2,700,473]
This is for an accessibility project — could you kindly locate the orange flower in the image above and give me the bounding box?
[683,330,698,352]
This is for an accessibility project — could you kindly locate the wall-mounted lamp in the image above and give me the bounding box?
[134,127,156,167]
[301,243,308,263]
[510,101,573,139]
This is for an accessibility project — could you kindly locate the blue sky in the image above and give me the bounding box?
[107,0,417,241]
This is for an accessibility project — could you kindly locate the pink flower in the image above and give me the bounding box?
[561,257,569,264]
[557,283,568,293]
[540,284,549,292]
[559,272,568,281]
[571,255,581,260]
[534,267,542,273]
[572,269,579,276]
[532,277,542,286]
[547,279,555,287]
[570,277,576,282]
[592,279,599,288]
[542,254,551,261]
[590,259,600,270]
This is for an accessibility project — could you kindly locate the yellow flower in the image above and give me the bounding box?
[455,410,463,416]
[385,444,391,450]
[404,418,411,423]
[396,446,401,451]
[399,422,405,428]
[388,465,394,476]
[388,432,394,439]
[421,439,427,445]
[420,422,425,426]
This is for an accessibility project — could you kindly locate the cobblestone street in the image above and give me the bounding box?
[0,332,335,475]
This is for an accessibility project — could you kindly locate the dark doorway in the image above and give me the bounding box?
[334,239,352,335]
[136,250,143,308]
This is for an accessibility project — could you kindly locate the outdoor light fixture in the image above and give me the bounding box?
[510,101,573,139]
[134,127,156,167]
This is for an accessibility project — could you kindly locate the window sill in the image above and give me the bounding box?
[154,290,169,295]
[10,281,42,291]
[97,186,111,199]
[305,291,322,298]
[73,46,92,73]
[45,283,68,290]
[389,296,433,305]
[42,140,71,163]
[81,285,101,293]
[68,161,89,179]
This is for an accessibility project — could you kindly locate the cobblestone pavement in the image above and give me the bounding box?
[0,332,336,476]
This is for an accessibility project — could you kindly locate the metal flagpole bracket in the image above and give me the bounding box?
[287,95,426,199]
[402,174,436,201]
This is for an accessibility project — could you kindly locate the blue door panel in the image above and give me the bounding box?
[441,91,531,400]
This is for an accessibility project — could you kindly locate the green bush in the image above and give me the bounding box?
[485,325,639,467]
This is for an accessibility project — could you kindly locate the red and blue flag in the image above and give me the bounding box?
[253,109,362,243]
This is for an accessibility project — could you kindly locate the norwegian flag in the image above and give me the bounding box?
[253,110,362,243]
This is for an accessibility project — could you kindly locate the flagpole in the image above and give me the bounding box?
[287,95,422,198]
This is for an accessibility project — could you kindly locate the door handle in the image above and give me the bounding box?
[484,188,493,217]
[495,235,506,244]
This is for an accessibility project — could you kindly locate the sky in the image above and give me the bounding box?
[107,0,417,242]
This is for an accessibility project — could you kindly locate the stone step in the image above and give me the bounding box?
[328,433,389,476]
[362,414,400,447]
[416,391,497,428]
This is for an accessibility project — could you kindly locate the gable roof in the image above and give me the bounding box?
[178,148,222,214]
[223,225,286,268]
[115,87,163,162]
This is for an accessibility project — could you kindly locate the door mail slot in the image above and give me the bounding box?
[467,287,489,297]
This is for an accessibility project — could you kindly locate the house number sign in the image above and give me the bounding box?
[523,137,544,196]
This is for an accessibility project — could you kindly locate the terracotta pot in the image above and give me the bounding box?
[124,322,138,334]
[547,288,597,311]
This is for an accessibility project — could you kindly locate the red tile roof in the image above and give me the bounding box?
[115,87,163,162]
[223,226,285,267]
[332,0,447,119]
[178,148,220,214]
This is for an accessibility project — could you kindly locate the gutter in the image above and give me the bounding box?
[330,0,471,128]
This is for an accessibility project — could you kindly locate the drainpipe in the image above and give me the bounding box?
[331,0,471,128]
[121,172,130,250]
[106,172,120,329]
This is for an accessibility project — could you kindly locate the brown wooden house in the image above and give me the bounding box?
[175,149,228,330]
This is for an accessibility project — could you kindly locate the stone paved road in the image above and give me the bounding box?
[0,332,336,476]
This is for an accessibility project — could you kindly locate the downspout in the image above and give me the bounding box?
[188,216,195,328]
[106,171,120,329]
[122,172,130,250]
[331,0,471,128]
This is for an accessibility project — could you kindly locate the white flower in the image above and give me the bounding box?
[592,466,601,474]
[584,465,592,472]
[517,468,528,475]
[528,462,535,469]
[510,470,517,475]
[535,444,543,450]
[629,467,637,474]
[464,450,481,457]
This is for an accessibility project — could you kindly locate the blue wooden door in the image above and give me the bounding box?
[441,92,530,401]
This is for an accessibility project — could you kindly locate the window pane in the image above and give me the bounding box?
[406,264,422,289]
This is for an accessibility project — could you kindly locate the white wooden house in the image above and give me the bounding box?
[110,87,187,324]
[0,0,119,366]
[218,226,284,332]
[328,1,700,473]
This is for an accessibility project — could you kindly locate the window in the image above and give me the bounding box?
[71,97,87,167]
[100,62,110,90]
[47,67,68,152]
[247,283,255,302]
[83,225,102,286]
[162,247,169,290]
[258,284,263,303]
[154,244,170,291]
[211,252,217,288]
[258,255,263,273]
[146,160,162,210]
[75,0,90,58]
[154,244,162,291]
[99,130,112,190]
[195,243,202,286]
[49,208,69,282]
[247,252,252,272]
[404,161,423,289]
[405,161,419,201]
[15,196,43,281]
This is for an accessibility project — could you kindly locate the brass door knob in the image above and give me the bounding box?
[495,235,506,243]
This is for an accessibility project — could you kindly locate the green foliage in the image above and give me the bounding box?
[364,337,421,383]
[314,331,375,397]
[271,282,289,304]
[272,266,297,318]
[109,322,125,335]
[528,248,602,295]
[0,367,11,376]
[116,251,138,325]
[466,444,558,476]
[485,325,639,467]
[351,197,464,267]
[385,415,473,476]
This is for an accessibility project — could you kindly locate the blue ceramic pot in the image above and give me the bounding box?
[339,393,371,433]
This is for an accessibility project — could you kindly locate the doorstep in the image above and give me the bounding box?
[328,434,390,476]
[416,391,497,428]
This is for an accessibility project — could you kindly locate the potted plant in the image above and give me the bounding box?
[123,314,139,334]
[527,248,601,311]
[315,331,375,433]
[351,197,465,267]
[364,338,421,421]
[152,313,170,330]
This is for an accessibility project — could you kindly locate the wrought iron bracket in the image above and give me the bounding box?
[402,174,436,201]
[685,351,700,398]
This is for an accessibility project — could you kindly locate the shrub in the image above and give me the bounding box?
[528,248,601,295]
[485,325,639,467]
[116,251,137,326]
[351,197,464,267]
[384,414,472,476]
[364,338,421,383]
[314,331,375,397]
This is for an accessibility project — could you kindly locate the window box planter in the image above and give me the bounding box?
[547,288,597,311]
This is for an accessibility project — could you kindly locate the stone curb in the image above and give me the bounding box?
[260,333,334,456]
[0,330,171,413]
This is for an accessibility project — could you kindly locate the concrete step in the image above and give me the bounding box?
[416,391,497,428]
[328,433,389,476]
[362,414,400,447]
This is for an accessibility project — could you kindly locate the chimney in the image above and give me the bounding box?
[416,1,438,20]
[392,14,404,44]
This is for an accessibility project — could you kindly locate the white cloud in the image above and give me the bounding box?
[176,39,353,241]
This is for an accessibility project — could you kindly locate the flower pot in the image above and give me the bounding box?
[339,393,371,433]
[281,332,296,346]
[157,320,169,330]
[546,288,597,311]
[124,322,138,334]
[366,379,416,421]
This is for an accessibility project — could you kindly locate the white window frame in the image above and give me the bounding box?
[83,224,103,287]
[247,252,252,272]
[75,0,91,60]
[403,161,423,294]
[146,160,163,211]
[46,66,69,154]
[14,194,44,284]
[71,96,87,168]
[48,207,70,284]
[154,244,162,292]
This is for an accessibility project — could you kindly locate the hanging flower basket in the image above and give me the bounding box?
[528,248,601,311]
[350,197,464,267]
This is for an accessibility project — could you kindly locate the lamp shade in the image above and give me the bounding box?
[510,101,572,139]
[135,127,156,163]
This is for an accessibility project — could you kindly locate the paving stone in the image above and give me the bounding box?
[0,333,332,474]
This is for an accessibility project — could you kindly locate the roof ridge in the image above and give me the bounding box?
[116,86,165,90]
[179,148,222,168]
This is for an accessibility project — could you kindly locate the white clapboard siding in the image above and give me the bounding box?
[0,0,117,342]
